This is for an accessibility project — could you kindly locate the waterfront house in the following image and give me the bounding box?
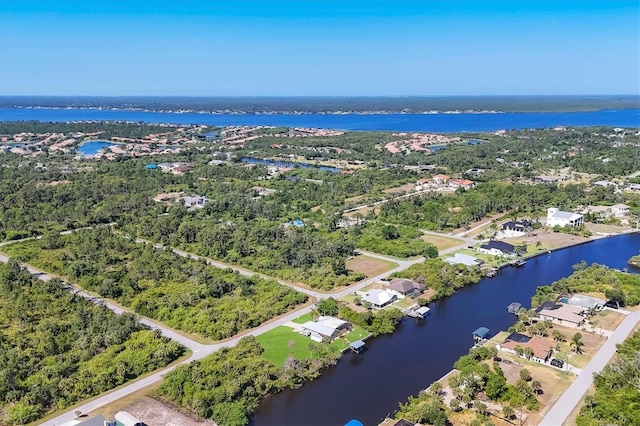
[567,294,605,310]
[546,207,584,227]
[535,302,584,327]
[300,316,349,342]
[387,278,425,297]
[477,241,516,257]
[361,289,397,308]
[473,326,491,344]
[444,253,483,267]
[497,332,555,363]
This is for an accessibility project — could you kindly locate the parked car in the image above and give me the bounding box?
[550,358,564,368]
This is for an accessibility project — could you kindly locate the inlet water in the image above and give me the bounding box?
[250,233,640,426]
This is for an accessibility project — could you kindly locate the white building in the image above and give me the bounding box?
[361,289,397,309]
[547,208,584,227]
[612,203,630,217]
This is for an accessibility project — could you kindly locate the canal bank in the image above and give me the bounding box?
[249,232,640,426]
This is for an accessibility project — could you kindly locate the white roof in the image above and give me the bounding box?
[114,411,143,426]
[567,294,605,309]
[444,253,481,267]
[317,316,347,330]
[362,289,396,306]
[551,210,582,220]
[301,321,336,337]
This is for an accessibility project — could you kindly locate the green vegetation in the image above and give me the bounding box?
[3,228,307,340]
[393,258,484,301]
[577,330,640,426]
[0,260,184,425]
[532,263,640,308]
[158,337,339,426]
[395,346,541,426]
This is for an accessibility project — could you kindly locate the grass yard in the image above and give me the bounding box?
[420,233,463,251]
[347,255,398,277]
[292,312,313,324]
[592,309,626,331]
[256,326,316,365]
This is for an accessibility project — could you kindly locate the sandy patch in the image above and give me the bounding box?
[347,255,398,277]
[125,397,215,426]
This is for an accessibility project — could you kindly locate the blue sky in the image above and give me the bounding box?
[0,0,638,96]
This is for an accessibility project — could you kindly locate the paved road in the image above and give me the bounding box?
[1,238,434,426]
[540,309,640,426]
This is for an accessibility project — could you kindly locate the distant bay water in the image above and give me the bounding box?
[0,108,639,132]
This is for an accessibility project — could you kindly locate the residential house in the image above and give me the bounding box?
[593,180,617,188]
[387,278,425,297]
[300,316,350,342]
[496,332,555,363]
[501,219,533,233]
[465,168,486,177]
[612,203,630,217]
[478,241,516,257]
[567,294,605,310]
[546,208,584,227]
[444,253,483,267]
[432,174,450,185]
[361,289,397,309]
[535,302,584,327]
[449,178,475,190]
[177,195,208,208]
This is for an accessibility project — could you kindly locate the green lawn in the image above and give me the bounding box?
[256,326,314,365]
[292,312,313,324]
[257,324,372,365]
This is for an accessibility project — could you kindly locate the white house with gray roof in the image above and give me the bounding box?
[546,207,584,227]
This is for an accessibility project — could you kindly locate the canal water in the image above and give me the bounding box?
[250,233,640,426]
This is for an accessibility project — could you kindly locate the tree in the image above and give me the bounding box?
[428,381,443,397]
[450,398,461,412]
[552,330,566,342]
[571,332,584,354]
[605,286,626,308]
[519,368,532,381]
[381,225,400,240]
[531,380,542,395]
[502,404,515,420]
[316,298,338,316]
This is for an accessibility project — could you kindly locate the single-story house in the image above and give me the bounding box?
[497,332,555,363]
[583,204,629,219]
[449,178,475,190]
[473,326,491,344]
[361,289,397,308]
[535,302,584,327]
[478,241,516,257]
[547,208,584,227]
[177,195,209,208]
[592,180,617,188]
[501,220,532,232]
[444,253,483,267]
[387,278,425,296]
[567,294,605,310]
[300,316,350,342]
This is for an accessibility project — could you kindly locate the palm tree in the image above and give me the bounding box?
[531,380,542,395]
[571,332,584,354]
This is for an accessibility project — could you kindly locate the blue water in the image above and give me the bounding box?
[250,233,640,426]
[241,157,341,172]
[77,141,113,157]
[1,108,638,132]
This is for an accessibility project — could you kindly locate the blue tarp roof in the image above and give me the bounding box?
[344,420,364,426]
[473,327,490,338]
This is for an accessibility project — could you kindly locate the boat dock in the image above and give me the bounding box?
[406,306,431,319]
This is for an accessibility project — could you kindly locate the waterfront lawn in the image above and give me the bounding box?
[257,325,370,365]
[594,309,626,331]
[449,248,504,267]
[257,326,315,365]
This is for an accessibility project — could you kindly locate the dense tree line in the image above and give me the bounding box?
[157,336,340,426]
[577,330,640,425]
[0,120,185,139]
[4,228,307,339]
[393,259,484,301]
[0,260,184,425]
